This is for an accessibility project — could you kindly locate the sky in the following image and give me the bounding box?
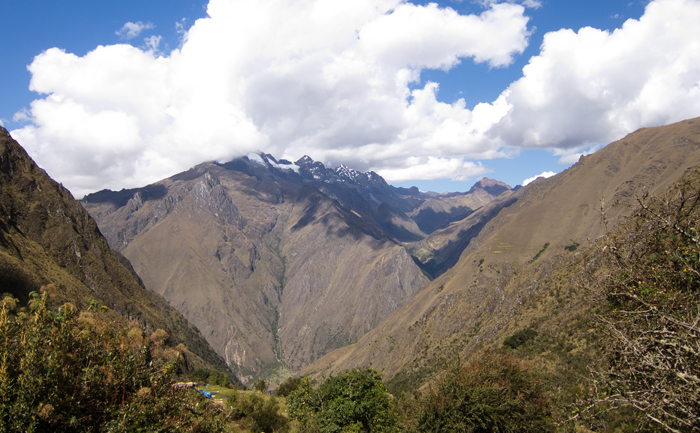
[1,0,700,197]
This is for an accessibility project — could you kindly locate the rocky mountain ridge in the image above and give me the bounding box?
[81,152,513,381]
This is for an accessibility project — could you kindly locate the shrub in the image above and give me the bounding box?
[254,378,268,393]
[287,368,398,433]
[230,392,288,433]
[191,368,230,387]
[409,355,554,432]
[503,328,538,349]
[0,290,226,432]
[564,242,580,252]
[277,376,302,397]
[586,173,700,432]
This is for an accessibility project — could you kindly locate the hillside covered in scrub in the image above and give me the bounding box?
[2,118,700,431]
[303,118,700,387]
[0,126,235,381]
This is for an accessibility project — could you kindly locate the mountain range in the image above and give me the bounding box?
[4,116,699,391]
[84,117,700,386]
[301,117,700,386]
[80,151,514,381]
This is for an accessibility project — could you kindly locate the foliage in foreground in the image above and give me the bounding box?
[228,391,289,433]
[0,290,226,432]
[190,367,231,388]
[276,376,303,397]
[587,173,700,432]
[287,368,398,433]
[402,355,554,433]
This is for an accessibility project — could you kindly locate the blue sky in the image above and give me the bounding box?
[2,0,698,196]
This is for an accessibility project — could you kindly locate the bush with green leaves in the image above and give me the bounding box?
[276,376,302,397]
[190,367,230,387]
[503,328,538,349]
[287,368,398,433]
[228,392,289,433]
[407,355,554,433]
[253,378,268,393]
[0,289,226,432]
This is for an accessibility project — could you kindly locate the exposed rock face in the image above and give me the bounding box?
[82,151,520,378]
[82,156,435,377]
[0,128,234,380]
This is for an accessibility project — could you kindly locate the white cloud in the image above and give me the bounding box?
[12,0,529,197]
[13,108,31,122]
[522,170,556,186]
[491,0,700,150]
[552,144,602,165]
[477,0,542,9]
[377,156,491,182]
[143,35,162,53]
[116,21,155,40]
[10,0,700,197]
[521,0,542,8]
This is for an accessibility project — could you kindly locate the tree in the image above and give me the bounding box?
[277,376,303,397]
[229,392,288,433]
[287,368,398,433]
[254,378,268,393]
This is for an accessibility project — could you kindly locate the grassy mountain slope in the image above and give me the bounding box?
[301,117,700,387]
[0,127,235,379]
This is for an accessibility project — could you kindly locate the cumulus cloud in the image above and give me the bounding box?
[522,170,556,186]
[491,0,700,150]
[377,156,491,183]
[10,0,700,197]
[116,21,155,40]
[552,144,603,165]
[12,0,529,197]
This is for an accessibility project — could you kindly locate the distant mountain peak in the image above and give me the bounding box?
[298,155,313,163]
[469,177,512,196]
[473,177,511,189]
[292,155,388,188]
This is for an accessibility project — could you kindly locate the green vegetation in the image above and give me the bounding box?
[228,392,289,433]
[254,378,269,392]
[276,376,303,397]
[190,367,231,387]
[401,355,554,432]
[0,289,226,432]
[529,242,550,263]
[287,368,398,433]
[563,241,580,252]
[503,328,538,349]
